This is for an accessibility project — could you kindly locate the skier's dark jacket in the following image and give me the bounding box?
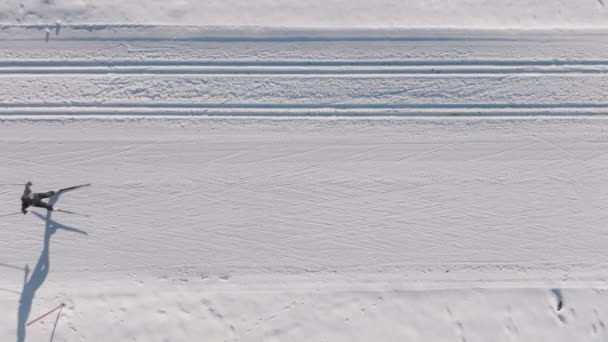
[20,182,33,213]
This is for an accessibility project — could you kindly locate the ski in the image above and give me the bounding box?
[58,183,91,194]
[55,209,89,217]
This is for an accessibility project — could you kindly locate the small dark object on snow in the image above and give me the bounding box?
[21,181,55,214]
[551,288,564,311]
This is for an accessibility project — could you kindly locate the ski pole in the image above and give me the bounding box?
[27,303,65,326]
[0,212,22,218]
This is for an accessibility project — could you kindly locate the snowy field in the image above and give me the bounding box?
[2,0,608,28]
[1,2,608,341]
[3,116,608,341]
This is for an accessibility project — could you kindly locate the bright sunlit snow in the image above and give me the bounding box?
[1,2,608,342]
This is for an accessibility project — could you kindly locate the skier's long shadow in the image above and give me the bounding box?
[16,193,87,342]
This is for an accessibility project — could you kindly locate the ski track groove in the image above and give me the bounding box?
[5,105,608,118]
[2,66,608,76]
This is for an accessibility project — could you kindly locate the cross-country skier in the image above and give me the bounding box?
[21,181,56,214]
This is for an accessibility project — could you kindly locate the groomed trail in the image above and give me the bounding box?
[1,26,608,341]
[2,27,608,117]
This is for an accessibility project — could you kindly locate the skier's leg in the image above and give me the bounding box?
[41,191,55,199]
[32,201,54,211]
[34,191,55,200]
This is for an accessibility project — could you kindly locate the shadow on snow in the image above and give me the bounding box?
[16,192,87,342]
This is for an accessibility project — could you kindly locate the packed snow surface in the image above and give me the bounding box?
[2,0,608,28]
[2,116,608,341]
[0,21,608,342]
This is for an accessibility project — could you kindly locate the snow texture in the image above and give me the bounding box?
[1,0,608,28]
[0,8,608,342]
[2,116,608,341]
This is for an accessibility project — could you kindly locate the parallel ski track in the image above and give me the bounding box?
[1,59,608,75]
[2,59,608,117]
[2,39,608,117]
[2,104,608,117]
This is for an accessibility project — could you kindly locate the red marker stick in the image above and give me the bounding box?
[27,303,65,326]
